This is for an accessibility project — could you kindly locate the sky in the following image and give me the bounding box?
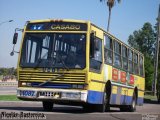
[0,0,159,68]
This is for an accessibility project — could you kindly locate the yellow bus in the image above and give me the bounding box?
[11,19,145,112]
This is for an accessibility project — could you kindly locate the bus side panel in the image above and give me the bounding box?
[87,90,104,104]
[87,72,105,104]
[120,88,133,105]
[137,90,144,105]
[134,75,145,105]
[110,85,118,104]
[110,85,134,105]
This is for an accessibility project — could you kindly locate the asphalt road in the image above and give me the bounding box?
[0,101,159,120]
[0,86,160,120]
[0,86,17,95]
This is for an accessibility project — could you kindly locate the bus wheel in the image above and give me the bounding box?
[128,92,136,112]
[42,101,54,111]
[120,106,127,112]
[82,104,93,112]
[96,91,110,112]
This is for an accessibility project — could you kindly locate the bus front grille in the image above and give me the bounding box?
[19,70,86,84]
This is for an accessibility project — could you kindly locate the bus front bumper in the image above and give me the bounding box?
[17,87,88,102]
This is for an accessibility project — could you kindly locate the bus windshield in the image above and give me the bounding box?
[20,33,86,69]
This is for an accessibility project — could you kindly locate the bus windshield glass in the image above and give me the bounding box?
[20,33,86,69]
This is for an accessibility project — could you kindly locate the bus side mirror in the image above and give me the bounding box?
[90,33,95,58]
[10,28,22,56]
[13,33,18,44]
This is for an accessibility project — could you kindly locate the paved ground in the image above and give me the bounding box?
[0,101,159,120]
[0,86,17,95]
[0,86,160,120]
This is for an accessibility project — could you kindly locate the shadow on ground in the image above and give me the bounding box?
[0,105,120,114]
[144,98,160,104]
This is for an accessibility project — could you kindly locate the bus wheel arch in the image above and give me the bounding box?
[134,87,138,104]
[94,80,111,112]
[105,80,112,111]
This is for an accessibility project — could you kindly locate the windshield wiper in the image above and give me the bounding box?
[37,52,70,87]
[38,73,64,87]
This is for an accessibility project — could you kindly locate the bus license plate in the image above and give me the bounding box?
[21,90,35,97]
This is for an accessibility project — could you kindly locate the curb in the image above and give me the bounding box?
[0,101,41,104]
[0,82,18,86]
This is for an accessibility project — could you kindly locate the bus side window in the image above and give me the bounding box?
[122,46,128,71]
[128,50,133,73]
[114,41,121,67]
[134,53,139,75]
[140,56,144,76]
[90,37,102,71]
[104,35,113,64]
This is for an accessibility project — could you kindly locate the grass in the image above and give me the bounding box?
[0,94,158,102]
[144,94,157,100]
[144,94,158,103]
[0,95,19,101]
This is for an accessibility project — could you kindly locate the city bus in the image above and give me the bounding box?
[11,19,145,112]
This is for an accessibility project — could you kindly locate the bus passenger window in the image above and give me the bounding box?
[140,56,144,76]
[90,37,102,71]
[122,46,128,71]
[114,41,121,67]
[134,53,139,74]
[128,50,133,73]
[94,39,102,62]
[104,35,113,64]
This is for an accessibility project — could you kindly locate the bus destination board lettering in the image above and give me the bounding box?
[26,22,87,31]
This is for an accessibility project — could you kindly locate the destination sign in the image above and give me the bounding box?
[26,22,87,31]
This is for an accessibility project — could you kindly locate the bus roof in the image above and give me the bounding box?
[27,19,89,24]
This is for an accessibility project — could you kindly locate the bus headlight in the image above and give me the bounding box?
[22,82,26,86]
[72,84,84,89]
[21,82,31,87]
[61,92,81,100]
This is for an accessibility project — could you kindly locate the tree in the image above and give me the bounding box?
[128,22,156,90]
[100,0,121,32]
[0,67,17,76]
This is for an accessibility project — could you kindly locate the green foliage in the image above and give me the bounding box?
[128,23,156,57]
[144,55,154,90]
[128,22,156,91]
[0,67,17,76]
[158,41,160,88]
[158,47,160,78]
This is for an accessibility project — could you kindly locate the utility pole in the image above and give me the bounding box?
[153,4,160,96]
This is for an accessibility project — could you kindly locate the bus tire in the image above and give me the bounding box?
[120,106,127,112]
[42,101,54,111]
[128,92,136,112]
[82,104,93,112]
[96,89,110,112]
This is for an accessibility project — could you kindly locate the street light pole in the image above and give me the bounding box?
[153,4,160,96]
[0,20,13,26]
